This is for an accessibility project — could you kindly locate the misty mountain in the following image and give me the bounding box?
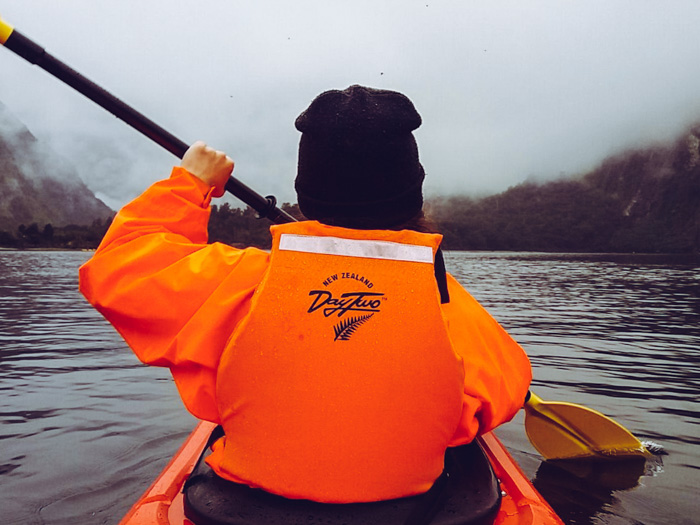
[430,126,700,254]
[206,127,700,254]
[4,94,697,254]
[0,102,113,233]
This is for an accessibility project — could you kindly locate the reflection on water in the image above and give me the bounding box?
[0,251,195,525]
[532,456,650,525]
[1,250,698,524]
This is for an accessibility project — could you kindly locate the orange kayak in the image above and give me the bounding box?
[119,421,562,525]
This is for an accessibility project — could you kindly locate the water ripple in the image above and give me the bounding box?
[446,251,700,525]
[1,251,698,525]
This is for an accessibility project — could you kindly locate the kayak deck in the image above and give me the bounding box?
[119,421,562,525]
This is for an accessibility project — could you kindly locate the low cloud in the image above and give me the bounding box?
[2,1,700,209]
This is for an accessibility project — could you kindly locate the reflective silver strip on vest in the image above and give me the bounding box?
[278,234,434,263]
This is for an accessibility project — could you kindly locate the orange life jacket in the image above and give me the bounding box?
[79,169,531,503]
[206,220,465,502]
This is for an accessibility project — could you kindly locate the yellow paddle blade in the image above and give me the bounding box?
[524,392,648,460]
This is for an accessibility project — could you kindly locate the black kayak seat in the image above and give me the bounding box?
[183,432,501,525]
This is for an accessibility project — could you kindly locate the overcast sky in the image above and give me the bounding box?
[2,1,700,210]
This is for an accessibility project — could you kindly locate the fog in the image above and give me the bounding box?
[2,1,700,210]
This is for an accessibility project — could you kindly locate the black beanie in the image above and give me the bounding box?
[294,85,425,228]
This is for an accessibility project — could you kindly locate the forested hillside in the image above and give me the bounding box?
[429,126,700,253]
[0,102,113,247]
[207,127,700,253]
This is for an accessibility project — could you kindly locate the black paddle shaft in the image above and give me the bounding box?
[3,28,295,225]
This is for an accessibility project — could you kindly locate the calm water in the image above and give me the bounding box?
[1,250,698,524]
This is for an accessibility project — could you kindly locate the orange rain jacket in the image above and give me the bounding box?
[79,167,532,503]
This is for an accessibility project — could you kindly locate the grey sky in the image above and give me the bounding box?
[2,1,700,210]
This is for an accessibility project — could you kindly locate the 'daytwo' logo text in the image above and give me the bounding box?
[307,272,384,341]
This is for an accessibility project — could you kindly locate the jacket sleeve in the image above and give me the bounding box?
[78,167,269,422]
[442,274,532,444]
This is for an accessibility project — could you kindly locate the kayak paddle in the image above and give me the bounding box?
[0,14,294,225]
[524,391,649,460]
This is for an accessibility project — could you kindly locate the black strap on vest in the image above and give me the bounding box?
[434,247,450,304]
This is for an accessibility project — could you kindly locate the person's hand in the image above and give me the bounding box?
[180,141,234,198]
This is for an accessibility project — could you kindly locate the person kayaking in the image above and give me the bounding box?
[79,85,532,504]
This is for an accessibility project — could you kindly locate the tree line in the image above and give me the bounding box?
[0,183,696,253]
[0,204,303,250]
[2,135,698,254]
[0,218,113,250]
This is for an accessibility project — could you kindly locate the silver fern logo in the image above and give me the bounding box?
[333,314,374,341]
[307,285,384,341]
